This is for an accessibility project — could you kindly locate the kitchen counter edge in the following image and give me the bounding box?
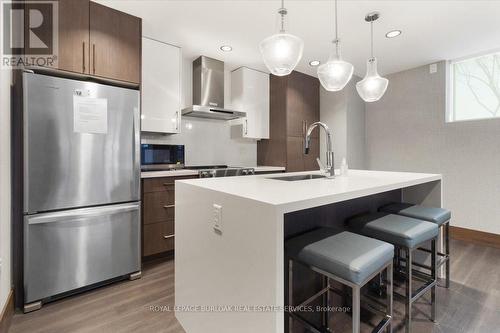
[141,166,286,178]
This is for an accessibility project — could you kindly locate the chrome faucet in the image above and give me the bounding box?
[304,122,335,178]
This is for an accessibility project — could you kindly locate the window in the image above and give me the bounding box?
[448,51,500,122]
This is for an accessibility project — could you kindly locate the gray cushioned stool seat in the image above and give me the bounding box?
[379,203,451,226]
[286,228,394,285]
[347,212,439,249]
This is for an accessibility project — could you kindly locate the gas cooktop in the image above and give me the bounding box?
[184,165,228,170]
[141,165,228,172]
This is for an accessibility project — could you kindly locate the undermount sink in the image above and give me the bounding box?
[269,174,327,181]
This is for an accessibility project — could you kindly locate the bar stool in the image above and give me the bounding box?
[379,203,451,288]
[285,228,394,333]
[346,213,439,333]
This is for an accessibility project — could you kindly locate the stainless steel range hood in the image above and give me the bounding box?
[182,56,246,120]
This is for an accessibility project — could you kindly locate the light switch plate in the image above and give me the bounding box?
[213,204,222,233]
[429,63,438,74]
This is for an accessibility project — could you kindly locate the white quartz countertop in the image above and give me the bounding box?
[178,169,442,211]
[141,166,285,178]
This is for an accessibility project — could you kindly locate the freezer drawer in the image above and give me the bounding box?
[24,202,140,303]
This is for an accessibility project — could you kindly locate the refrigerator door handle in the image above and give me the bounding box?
[27,203,140,225]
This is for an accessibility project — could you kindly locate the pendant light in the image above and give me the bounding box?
[259,0,304,76]
[317,0,354,91]
[356,12,389,102]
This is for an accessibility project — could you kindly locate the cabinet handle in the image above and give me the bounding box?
[245,119,248,135]
[82,42,86,72]
[175,111,179,131]
[163,205,175,209]
[162,183,174,186]
[92,44,96,74]
[163,234,175,239]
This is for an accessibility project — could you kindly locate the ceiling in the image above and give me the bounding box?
[97,0,500,77]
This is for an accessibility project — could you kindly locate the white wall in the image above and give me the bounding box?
[142,56,257,167]
[319,77,366,169]
[0,68,12,312]
[366,61,500,235]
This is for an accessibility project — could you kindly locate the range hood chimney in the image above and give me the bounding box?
[182,56,246,120]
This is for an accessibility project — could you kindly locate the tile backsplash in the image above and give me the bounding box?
[141,117,257,167]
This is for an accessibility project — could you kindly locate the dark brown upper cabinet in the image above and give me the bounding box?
[257,71,320,172]
[21,0,89,72]
[57,0,90,74]
[26,0,141,84]
[89,2,141,84]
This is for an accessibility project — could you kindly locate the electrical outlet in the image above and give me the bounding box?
[429,63,438,74]
[213,204,222,233]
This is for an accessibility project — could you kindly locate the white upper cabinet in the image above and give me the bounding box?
[231,67,270,139]
[141,37,181,133]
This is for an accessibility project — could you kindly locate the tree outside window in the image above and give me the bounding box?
[449,51,500,122]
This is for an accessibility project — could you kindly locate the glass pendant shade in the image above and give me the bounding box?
[260,5,303,76]
[317,41,354,91]
[356,57,388,102]
[260,32,303,76]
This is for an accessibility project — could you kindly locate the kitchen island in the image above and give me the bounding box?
[175,170,442,333]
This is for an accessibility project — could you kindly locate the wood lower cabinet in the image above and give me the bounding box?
[141,175,196,258]
[258,71,320,171]
[89,2,141,84]
[143,221,175,257]
[143,192,174,224]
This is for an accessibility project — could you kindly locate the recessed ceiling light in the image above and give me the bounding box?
[309,60,320,67]
[385,30,402,38]
[220,45,232,52]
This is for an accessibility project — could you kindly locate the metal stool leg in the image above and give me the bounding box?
[352,285,360,333]
[386,263,393,333]
[431,239,437,322]
[445,222,450,288]
[395,247,401,272]
[322,276,330,331]
[288,259,293,333]
[405,248,412,333]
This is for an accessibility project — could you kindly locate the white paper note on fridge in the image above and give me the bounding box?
[73,96,108,134]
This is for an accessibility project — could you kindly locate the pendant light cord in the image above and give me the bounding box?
[333,0,340,56]
[280,0,285,32]
[334,0,338,41]
[370,20,374,58]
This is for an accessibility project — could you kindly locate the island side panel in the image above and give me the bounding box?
[175,181,285,333]
[402,179,444,276]
[401,180,442,208]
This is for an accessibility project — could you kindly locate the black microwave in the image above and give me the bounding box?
[141,144,185,171]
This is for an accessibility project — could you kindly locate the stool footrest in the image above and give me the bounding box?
[418,247,449,258]
[393,278,436,303]
[412,279,437,303]
[287,304,392,333]
[398,256,449,270]
[395,268,430,283]
[297,286,330,308]
[372,315,392,333]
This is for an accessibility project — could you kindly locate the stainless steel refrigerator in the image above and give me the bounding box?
[22,71,141,310]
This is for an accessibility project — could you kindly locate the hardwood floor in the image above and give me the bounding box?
[9,239,500,333]
[9,259,183,333]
